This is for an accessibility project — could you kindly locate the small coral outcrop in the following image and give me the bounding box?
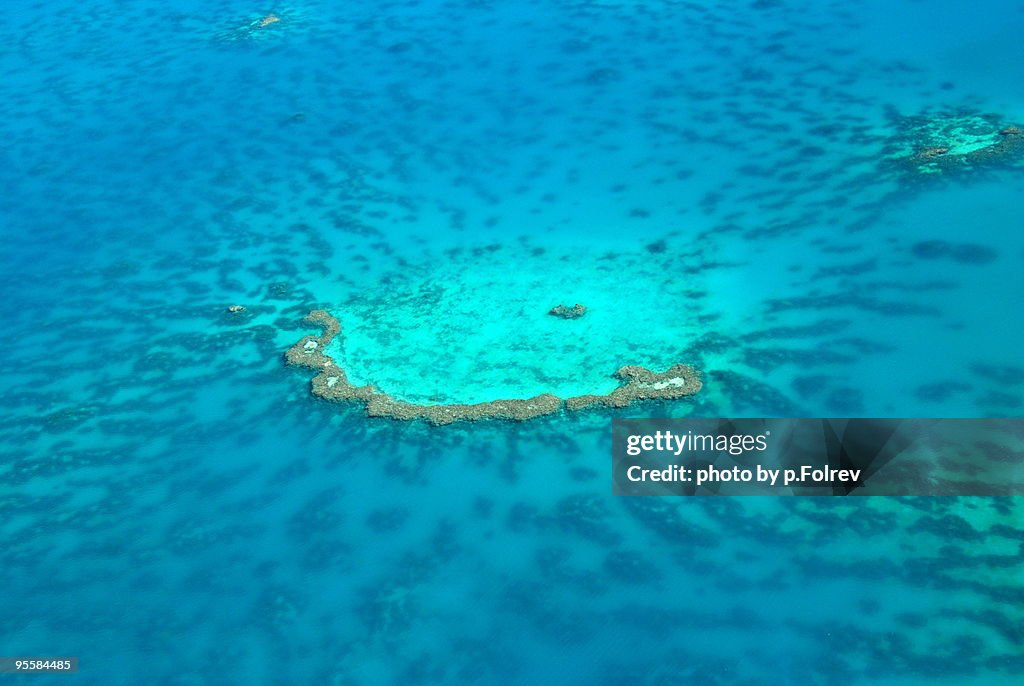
[549,304,588,319]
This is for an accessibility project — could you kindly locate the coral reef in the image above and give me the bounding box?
[256,13,281,29]
[213,7,304,43]
[884,110,1024,176]
[549,303,588,319]
[564,365,704,411]
[285,310,701,425]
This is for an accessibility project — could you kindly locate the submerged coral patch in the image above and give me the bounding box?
[211,6,307,43]
[285,311,702,425]
[549,303,588,319]
[883,109,1024,176]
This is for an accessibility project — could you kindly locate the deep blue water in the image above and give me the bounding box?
[2,1,1024,684]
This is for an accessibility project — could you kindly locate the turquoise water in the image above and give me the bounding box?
[2,0,1023,683]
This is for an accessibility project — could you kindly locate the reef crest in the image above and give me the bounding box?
[285,310,702,425]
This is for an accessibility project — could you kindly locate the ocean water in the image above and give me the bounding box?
[2,0,1023,684]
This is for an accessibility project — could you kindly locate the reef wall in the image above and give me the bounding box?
[285,310,702,425]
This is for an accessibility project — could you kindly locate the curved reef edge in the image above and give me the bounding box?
[285,310,702,425]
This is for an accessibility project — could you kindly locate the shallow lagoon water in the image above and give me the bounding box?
[2,0,1024,684]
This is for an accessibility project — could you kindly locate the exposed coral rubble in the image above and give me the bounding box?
[285,310,702,425]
